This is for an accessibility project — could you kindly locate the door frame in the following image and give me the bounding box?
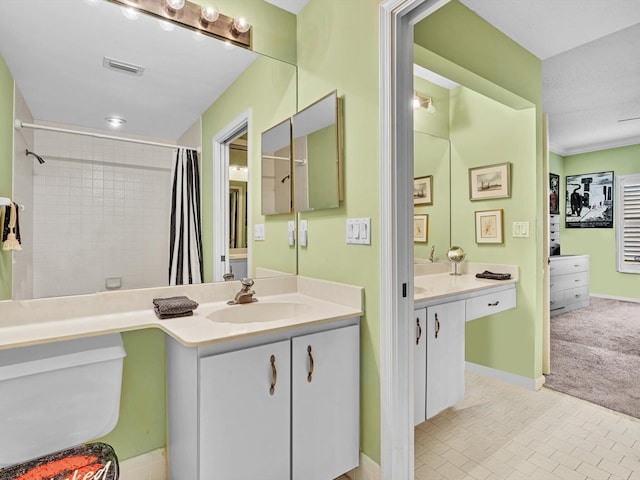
[378,1,450,478]
[212,110,251,282]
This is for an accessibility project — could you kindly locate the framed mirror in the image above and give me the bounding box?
[0,0,297,300]
[261,119,292,215]
[292,91,342,212]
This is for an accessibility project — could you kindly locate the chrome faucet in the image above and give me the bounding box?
[429,245,435,263]
[227,277,258,305]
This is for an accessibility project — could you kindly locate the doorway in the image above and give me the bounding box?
[212,112,251,282]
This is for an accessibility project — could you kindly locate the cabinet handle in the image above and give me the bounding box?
[488,301,500,307]
[435,313,440,339]
[307,345,314,383]
[416,317,422,345]
[269,354,277,395]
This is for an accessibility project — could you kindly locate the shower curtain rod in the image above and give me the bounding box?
[15,120,200,152]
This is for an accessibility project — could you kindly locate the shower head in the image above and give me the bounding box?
[25,149,45,164]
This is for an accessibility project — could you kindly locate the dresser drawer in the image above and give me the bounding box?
[466,288,516,322]
[550,256,589,276]
[564,286,589,305]
[550,290,565,311]
[550,271,589,291]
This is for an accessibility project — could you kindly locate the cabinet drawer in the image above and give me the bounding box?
[564,286,589,305]
[550,256,589,276]
[466,288,516,322]
[550,271,589,291]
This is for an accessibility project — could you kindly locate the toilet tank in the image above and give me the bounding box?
[0,333,126,467]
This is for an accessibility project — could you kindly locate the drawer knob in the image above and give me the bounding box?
[488,301,500,307]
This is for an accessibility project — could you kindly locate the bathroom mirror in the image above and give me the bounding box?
[0,0,297,300]
[413,71,453,262]
[292,91,342,212]
[413,132,451,261]
[261,119,293,215]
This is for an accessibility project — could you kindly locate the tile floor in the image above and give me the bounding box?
[415,371,640,480]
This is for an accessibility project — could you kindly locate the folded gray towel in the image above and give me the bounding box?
[153,296,199,319]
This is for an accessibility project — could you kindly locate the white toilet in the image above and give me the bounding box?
[0,333,126,467]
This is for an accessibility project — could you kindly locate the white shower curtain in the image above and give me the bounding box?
[169,148,203,285]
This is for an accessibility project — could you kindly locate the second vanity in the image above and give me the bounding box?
[413,263,518,425]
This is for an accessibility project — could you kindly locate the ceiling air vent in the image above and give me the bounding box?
[103,57,145,76]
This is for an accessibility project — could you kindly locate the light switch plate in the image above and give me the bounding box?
[287,220,295,246]
[346,217,371,245]
[254,223,265,241]
[300,220,308,247]
[512,221,529,238]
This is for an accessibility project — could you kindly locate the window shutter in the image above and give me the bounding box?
[617,174,640,274]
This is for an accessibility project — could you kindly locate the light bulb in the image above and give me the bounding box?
[412,96,421,109]
[158,19,175,31]
[201,6,219,23]
[232,17,250,34]
[121,6,139,20]
[165,0,185,11]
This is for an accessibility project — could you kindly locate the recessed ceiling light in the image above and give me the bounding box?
[105,116,126,127]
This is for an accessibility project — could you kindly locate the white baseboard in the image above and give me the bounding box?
[590,293,640,303]
[465,361,545,391]
[119,448,167,480]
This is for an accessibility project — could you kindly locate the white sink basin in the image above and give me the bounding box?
[207,302,314,323]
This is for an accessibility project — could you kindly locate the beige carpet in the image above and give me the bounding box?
[544,296,640,419]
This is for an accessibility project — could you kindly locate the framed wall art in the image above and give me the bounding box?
[413,214,428,242]
[475,209,504,244]
[549,173,560,215]
[469,162,511,201]
[413,176,433,205]
[565,171,613,228]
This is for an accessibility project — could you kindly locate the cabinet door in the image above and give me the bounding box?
[291,324,360,480]
[414,308,427,426]
[199,340,290,480]
[426,300,465,419]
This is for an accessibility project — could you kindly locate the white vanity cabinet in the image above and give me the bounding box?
[414,300,466,421]
[199,340,291,480]
[292,325,359,480]
[167,319,360,480]
[414,282,516,424]
[414,308,427,426]
[426,300,466,419]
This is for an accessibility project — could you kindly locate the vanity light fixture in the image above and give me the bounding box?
[107,0,251,48]
[200,5,220,24]
[165,0,185,12]
[232,17,250,34]
[105,116,127,127]
[413,93,436,113]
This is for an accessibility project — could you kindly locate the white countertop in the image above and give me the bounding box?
[0,276,363,350]
[414,273,516,302]
[414,262,518,302]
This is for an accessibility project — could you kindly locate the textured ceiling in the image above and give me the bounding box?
[459,0,640,155]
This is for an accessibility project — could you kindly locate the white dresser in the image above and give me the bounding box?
[550,255,590,316]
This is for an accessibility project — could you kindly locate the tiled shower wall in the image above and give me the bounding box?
[32,122,174,298]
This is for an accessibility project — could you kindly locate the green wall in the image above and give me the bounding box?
[560,144,640,300]
[201,55,297,281]
[97,330,166,459]
[415,0,544,380]
[296,0,381,463]
[0,54,13,301]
